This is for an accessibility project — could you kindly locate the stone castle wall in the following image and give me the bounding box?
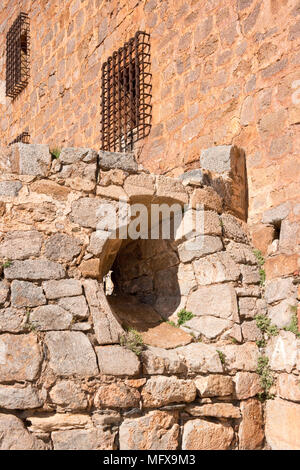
[0,143,299,450]
[0,0,299,233]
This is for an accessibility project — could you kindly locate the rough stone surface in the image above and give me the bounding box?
[186,403,240,418]
[0,385,42,409]
[176,343,223,374]
[266,331,298,372]
[4,260,65,280]
[186,284,238,320]
[59,147,98,164]
[43,279,82,299]
[58,295,89,319]
[200,145,236,173]
[142,376,196,407]
[195,375,234,397]
[184,316,232,339]
[99,151,138,173]
[52,427,117,450]
[44,233,82,261]
[0,414,46,450]
[0,333,42,381]
[193,251,240,285]
[50,380,88,410]
[30,305,72,330]
[234,372,262,399]
[178,235,223,262]
[191,187,223,212]
[221,213,248,243]
[265,277,296,304]
[0,280,9,305]
[10,143,51,176]
[119,411,179,450]
[96,345,140,376]
[265,398,300,450]
[0,231,42,260]
[0,181,22,197]
[182,419,234,450]
[268,298,296,328]
[239,399,264,450]
[45,331,99,376]
[94,383,140,409]
[141,322,192,349]
[0,308,26,332]
[241,320,263,341]
[11,280,46,308]
[219,343,260,372]
[278,374,300,402]
[142,347,186,375]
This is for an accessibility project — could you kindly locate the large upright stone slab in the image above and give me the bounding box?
[0,414,46,450]
[0,333,42,381]
[10,143,51,176]
[266,398,300,450]
[186,284,238,321]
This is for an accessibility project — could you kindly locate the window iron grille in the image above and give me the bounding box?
[9,132,30,145]
[101,31,152,152]
[6,12,30,99]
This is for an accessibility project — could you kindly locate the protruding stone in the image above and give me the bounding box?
[96,345,140,376]
[30,305,72,330]
[58,295,89,319]
[45,331,99,377]
[11,280,46,308]
[99,151,138,173]
[10,143,51,176]
[221,213,248,242]
[0,333,42,381]
[186,403,240,418]
[218,343,260,372]
[4,260,65,280]
[200,145,238,174]
[176,343,223,374]
[142,346,186,375]
[141,376,196,407]
[191,187,223,212]
[234,372,262,399]
[44,233,82,261]
[43,279,82,299]
[182,419,234,450]
[59,147,98,164]
[119,411,179,450]
[0,414,46,450]
[193,252,240,285]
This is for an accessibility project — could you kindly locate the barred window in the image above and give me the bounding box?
[101,31,152,152]
[6,12,30,99]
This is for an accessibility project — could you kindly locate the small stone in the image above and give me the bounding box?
[176,343,223,374]
[45,331,99,377]
[186,403,241,419]
[221,213,248,242]
[239,399,264,450]
[96,345,140,376]
[0,333,42,381]
[0,281,9,305]
[266,330,298,372]
[178,235,223,263]
[50,380,88,410]
[195,375,234,397]
[186,284,239,321]
[0,308,26,332]
[58,295,89,319]
[268,298,296,328]
[94,383,140,409]
[234,372,262,399]
[44,233,82,261]
[278,374,300,402]
[0,385,42,409]
[0,414,46,450]
[0,231,42,260]
[42,279,82,299]
[241,320,263,341]
[142,376,196,407]
[179,169,206,186]
[52,427,116,450]
[10,143,51,176]
[182,419,234,450]
[142,346,187,375]
[87,231,110,256]
[59,147,97,164]
[78,258,100,278]
[265,398,300,450]
[240,264,261,284]
[0,181,22,197]
[4,260,65,281]
[184,316,232,339]
[238,297,264,319]
[119,411,179,450]
[11,280,46,308]
[218,343,260,372]
[99,151,138,173]
[191,187,223,212]
[30,305,72,330]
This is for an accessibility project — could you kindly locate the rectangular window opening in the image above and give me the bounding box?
[6,12,30,99]
[101,31,152,153]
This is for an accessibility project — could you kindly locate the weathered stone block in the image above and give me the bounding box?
[99,151,138,173]
[190,187,223,212]
[52,427,117,450]
[58,295,89,319]
[184,316,232,339]
[218,343,260,372]
[179,169,206,186]
[10,144,51,176]
[241,320,262,341]
[0,231,42,260]
[70,197,114,229]
[265,254,299,280]
[194,375,234,397]
[239,399,264,450]
[178,235,223,262]
[186,403,240,418]
[240,264,260,284]
[186,284,238,321]
[266,330,298,372]
[0,414,46,450]
[0,333,42,381]
[226,241,257,264]
[265,277,296,304]
[94,383,140,409]
[43,279,82,299]
[268,298,296,328]
[182,419,234,450]
[176,343,223,374]
[79,258,100,278]
[30,305,72,330]
[0,385,42,409]
[266,398,300,450]
[11,280,46,308]
[50,380,88,410]
[221,213,248,242]
[124,174,155,198]
[262,202,290,225]
[0,308,26,332]
[156,175,188,204]
[0,181,22,197]
[193,251,240,285]
[44,233,82,261]
[45,331,99,376]
[142,376,196,407]
[59,147,97,164]
[119,411,179,450]
[0,280,9,304]
[27,413,92,432]
[142,346,186,375]
[96,345,140,376]
[234,372,262,400]
[4,260,65,280]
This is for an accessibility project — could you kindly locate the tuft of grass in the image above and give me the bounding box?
[166,320,177,328]
[120,328,144,356]
[177,309,194,326]
[255,313,279,338]
[2,260,11,268]
[257,355,274,400]
[50,148,61,159]
[253,249,265,267]
[216,349,226,365]
[259,268,266,286]
[284,312,300,338]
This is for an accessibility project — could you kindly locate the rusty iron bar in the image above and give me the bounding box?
[6,12,30,99]
[101,31,151,152]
